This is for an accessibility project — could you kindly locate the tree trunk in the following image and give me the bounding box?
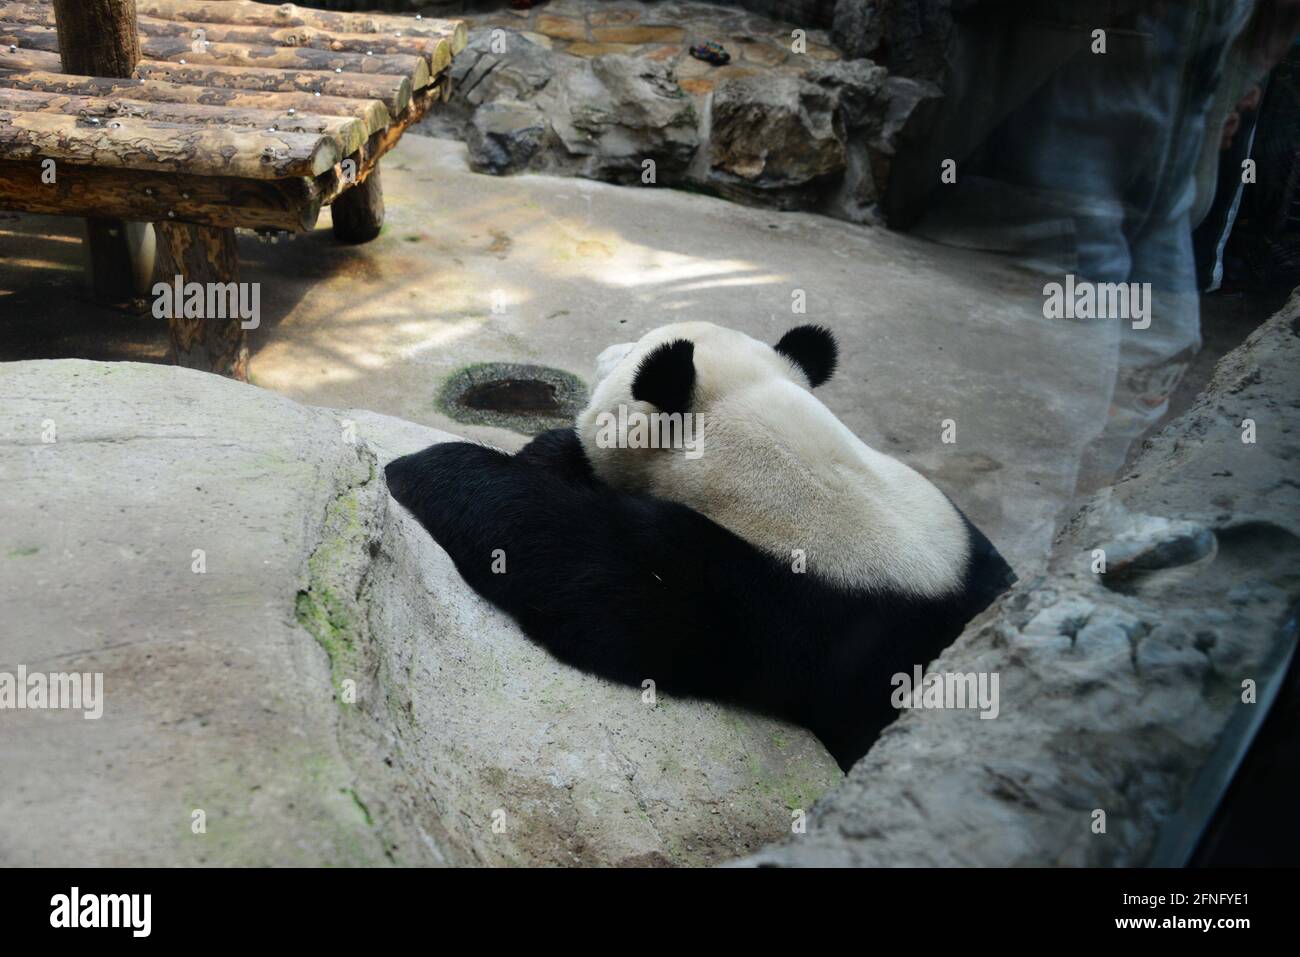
[49,0,150,303]
[50,0,141,77]
[154,221,249,381]
[331,165,384,244]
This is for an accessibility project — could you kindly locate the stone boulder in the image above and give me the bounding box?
[423,30,699,181]
[417,29,557,151]
[708,74,845,203]
[543,54,699,181]
[0,360,841,867]
[466,100,550,175]
[832,0,886,61]
[740,292,1300,867]
[455,29,557,110]
[416,21,944,223]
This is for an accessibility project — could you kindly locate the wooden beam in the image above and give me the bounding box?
[48,0,139,77]
[0,4,456,73]
[0,157,322,231]
[132,0,467,51]
[48,0,146,303]
[0,65,391,134]
[0,107,340,177]
[315,83,439,208]
[0,85,369,156]
[331,164,382,244]
[133,17,454,73]
[133,60,412,115]
[154,220,248,381]
[0,45,58,71]
[0,22,433,88]
[0,47,410,120]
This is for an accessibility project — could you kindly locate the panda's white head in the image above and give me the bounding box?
[577,322,971,598]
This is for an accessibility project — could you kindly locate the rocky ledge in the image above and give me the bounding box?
[3,291,1295,867]
[740,291,1300,867]
[0,361,839,867]
[417,0,940,224]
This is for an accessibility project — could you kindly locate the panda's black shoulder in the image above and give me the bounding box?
[955,512,1017,621]
[514,427,599,487]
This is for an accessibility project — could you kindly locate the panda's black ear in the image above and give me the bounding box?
[774,324,837,387]
[631,339,695,414]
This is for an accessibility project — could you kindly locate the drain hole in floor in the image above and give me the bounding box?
[437,362,588,436]
[460,378,559,414]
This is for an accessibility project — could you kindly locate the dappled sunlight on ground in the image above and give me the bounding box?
[0,136,1249,572]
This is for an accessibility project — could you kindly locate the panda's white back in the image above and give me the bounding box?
[577,322,972,599]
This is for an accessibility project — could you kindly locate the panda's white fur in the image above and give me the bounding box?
[577,321,971,599]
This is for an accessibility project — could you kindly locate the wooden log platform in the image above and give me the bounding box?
[0,0,464,380]
[0,0,465,234]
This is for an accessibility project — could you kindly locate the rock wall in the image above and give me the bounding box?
[0,361,840,867]
[739,291,1300,867]
[294,1,836,26]
[423,23,938,224]
[280,3,949,221]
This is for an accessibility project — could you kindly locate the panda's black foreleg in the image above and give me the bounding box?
[384,440,707,687]
[385,441,556,610]
[512,428,598,487]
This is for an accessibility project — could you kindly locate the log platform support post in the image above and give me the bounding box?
[331,166,384,244]
[50,0,155,303]
[154,222,249,381]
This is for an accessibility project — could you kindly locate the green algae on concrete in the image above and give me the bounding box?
[294,454,378,706]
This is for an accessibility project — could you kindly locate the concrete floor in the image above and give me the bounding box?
[0,134,1262,572]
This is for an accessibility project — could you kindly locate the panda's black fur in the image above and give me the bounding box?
[385,427,1014,771]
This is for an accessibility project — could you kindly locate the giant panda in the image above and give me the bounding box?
[385,322,1014,769]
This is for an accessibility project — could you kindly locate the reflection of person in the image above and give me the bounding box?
[889,1,1291,491]
[1193,1,1300,288]
[1242,0,1300,66]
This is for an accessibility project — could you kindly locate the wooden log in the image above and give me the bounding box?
[0,157,322,231]
[0,48,412,116]
[154,220,248,381]
[330,163,382,243]
[0,66,391,134]
[81,219,155,302]
[0,22,433,87]
[0,85,369,155]
[0,2,47,25]
[0,2,46,25]
[48,0,139,77]
[0,4,455,74]
[133,16,453,72]
[141,35,432,89]
[133,60,412,115]
[0,45,59,71]
[314,83,438,209]
[48,0,145,303]
[133,0,468,51]
[0,107,340,177]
